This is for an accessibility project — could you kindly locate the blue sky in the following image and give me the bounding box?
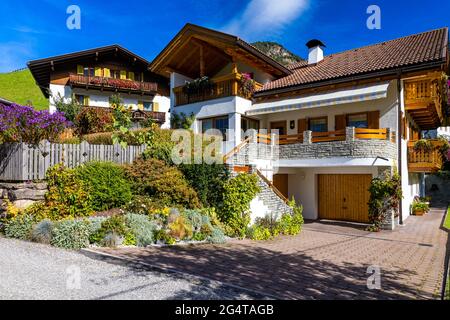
[0,0,449,72]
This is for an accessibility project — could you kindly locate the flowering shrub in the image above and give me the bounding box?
[239,73,256,98]
[0,103,70,144]
[74,107,114,135]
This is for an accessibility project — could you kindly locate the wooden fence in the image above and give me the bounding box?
[0,140,146,181]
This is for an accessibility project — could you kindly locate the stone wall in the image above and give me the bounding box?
[0,182,47,211]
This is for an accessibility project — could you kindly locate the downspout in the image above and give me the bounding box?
[397,75,404,225]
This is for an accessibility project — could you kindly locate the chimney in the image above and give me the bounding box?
[306,39,326,65]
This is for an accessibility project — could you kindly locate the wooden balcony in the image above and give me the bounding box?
[407,140,445,173]
[404,74,446,129]
[69,74,158,95]
[173,73,263,107]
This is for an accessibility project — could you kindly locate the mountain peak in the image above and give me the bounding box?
[251,41,304,66]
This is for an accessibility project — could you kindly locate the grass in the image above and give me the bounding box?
[0,68,48,110]
[444,207,450,230]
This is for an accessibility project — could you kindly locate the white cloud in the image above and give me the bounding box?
[222,0,309,41]
[0,42,33,73]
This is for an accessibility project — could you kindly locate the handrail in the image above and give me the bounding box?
[355,128,387,139]
[223,136,251,163]
[407,139,445,172]
[311,130,346,143]
[255,169,289,204]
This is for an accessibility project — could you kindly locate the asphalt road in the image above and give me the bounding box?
[0,237,253,300]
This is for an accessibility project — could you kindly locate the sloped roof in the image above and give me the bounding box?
[259,27,449,94]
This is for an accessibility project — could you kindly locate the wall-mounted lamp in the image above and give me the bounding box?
[290,120,295,130]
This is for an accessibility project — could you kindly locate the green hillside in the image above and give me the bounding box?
[0,69,48,110]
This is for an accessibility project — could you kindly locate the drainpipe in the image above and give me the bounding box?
[397,76,404,225]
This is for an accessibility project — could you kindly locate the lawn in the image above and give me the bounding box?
[0,68,48,110]
[444,206,450,230]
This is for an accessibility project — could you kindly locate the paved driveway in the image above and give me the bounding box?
[95,208,449,300]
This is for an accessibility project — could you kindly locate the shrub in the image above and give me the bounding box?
[4,214,35,240]
[102,233,125,248]
[247,225,272,241]
[207,227,226,244]
[412,201,430,214]
[30,219,53,244]
[154,229,176,245]
[182,209,203,232]
[87,216,107,243]
[38,164,93,220]
[74,107,114,135]
[219,174,260,238]
[125,213,157,247]
[91,215,135,247]
[142,128,176,164]
[0,103,70,144]
[168,216,193,240]
[53,93,83,123]
[122,196,167,215]
[368,172,402,231]
[179,164,229,208]
[51,219,90,249]
[124,158,200,208]
[75,161,132,211]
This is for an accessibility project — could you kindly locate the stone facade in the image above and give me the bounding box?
[0,182,47,211]
[256,176,293,217]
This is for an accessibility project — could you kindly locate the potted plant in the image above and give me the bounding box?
[412,201,430,216]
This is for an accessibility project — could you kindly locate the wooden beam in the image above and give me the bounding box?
[199,44,205,77]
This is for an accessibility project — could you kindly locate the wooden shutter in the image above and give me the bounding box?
[298,119,307,133]
[94,67,102,77]
[141,72,145,82]
[137,101,144,110]
[367,111,380,129]
[103,68,111,78]
[401,116,407,139]
[83,96,90,106]
[120,70,127,79]
[153,102,159,112]
[335,114,346,130]
[77,65,84,75]
[128,72,135,81]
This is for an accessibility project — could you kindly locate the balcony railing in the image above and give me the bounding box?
[256,128,389,145]
[69,74,158,94]
[173,73,263,107]
[407,139,446,173]
[404,75,445,129]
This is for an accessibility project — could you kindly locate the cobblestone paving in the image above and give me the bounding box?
[95,208,449,300]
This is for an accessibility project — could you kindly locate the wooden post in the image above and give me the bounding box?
[199,45,205,77]
[231,59,238,96]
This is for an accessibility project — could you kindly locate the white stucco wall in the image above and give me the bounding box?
[283,166,379,220]
[48,84,170,127]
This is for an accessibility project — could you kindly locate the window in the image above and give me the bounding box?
[309,117,327,132]
[201,116,229,139]
[241,117,259,132]
[143,102,153,111]
[83,67,94,77]
[75,94,89,106]
[347,113,368,128]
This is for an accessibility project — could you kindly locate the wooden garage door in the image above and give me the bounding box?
[318,174,371,223]
[273,174,289,199]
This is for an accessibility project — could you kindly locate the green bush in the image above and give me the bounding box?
[51,219,90,249]
[75,161,132,211]
[91,215,129,245]
[179,164,229,208]
[124,158,201,209]
[219,174,260,238]
[87,216,107,243]
[35,164,94,220]
[4,214,35,240]
[247,225,272,241]
[142,128,176,164]
[30,219,53,244]
[125,213,157,247]
[207,227,226,244]
[368,172,402,231]
[122,195,167,214]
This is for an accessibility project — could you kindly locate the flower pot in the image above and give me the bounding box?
[414,210,425,216]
